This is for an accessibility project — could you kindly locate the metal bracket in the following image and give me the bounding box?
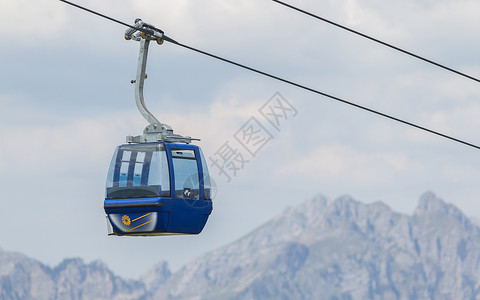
[124,19,195,144]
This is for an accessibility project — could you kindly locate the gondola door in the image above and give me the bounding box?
[165,143,212,234]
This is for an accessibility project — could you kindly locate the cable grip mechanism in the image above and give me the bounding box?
[124,18,165,45]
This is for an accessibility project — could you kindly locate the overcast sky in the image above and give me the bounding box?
[1,0,480,279]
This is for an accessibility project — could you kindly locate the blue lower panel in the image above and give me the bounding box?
[109,212,169,234]
[168,199,212,234]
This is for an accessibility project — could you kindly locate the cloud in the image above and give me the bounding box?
[0,91,258,175]
[278,144,419,186]
[0,0,69,45]
[0,112,124,174]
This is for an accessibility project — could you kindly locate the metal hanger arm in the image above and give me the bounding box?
[135,38,161,126]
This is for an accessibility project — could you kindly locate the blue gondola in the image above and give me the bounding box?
[104,142,213,235]
[104,19,213,236]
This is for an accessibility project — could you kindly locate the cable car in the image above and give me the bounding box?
[104,142,213,235]
[104,19,213,236]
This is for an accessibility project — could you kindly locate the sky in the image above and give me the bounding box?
[1,0,480,279]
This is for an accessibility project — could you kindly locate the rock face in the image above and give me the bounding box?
[146,192,480,300]
[2,192,480,299]
[0,250,163,300]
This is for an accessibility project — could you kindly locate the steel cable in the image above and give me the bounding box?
[59,0,480,151]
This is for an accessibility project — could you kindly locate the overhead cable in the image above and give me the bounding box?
[272,0,480,84]
[59,0,480,151]
[172,41,480,150]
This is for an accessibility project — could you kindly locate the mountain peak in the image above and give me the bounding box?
[415,191,466,220]
[141,261,171,291]
[415,191,447,213]
[287,193,329,215]
[414,191,476,236]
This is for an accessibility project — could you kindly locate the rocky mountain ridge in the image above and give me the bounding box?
[146,192,480,299]
[2,192,480,299]
[0,249,151,300]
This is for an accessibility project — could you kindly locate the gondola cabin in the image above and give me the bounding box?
[104,142,213,235]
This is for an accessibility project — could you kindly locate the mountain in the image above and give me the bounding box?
[2,192,480,299]
[0,249,156,300]
[145,192,480,299]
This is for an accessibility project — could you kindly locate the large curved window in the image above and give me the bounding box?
[105,144,170,199]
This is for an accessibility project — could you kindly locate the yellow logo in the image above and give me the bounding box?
[122,215,131,226]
